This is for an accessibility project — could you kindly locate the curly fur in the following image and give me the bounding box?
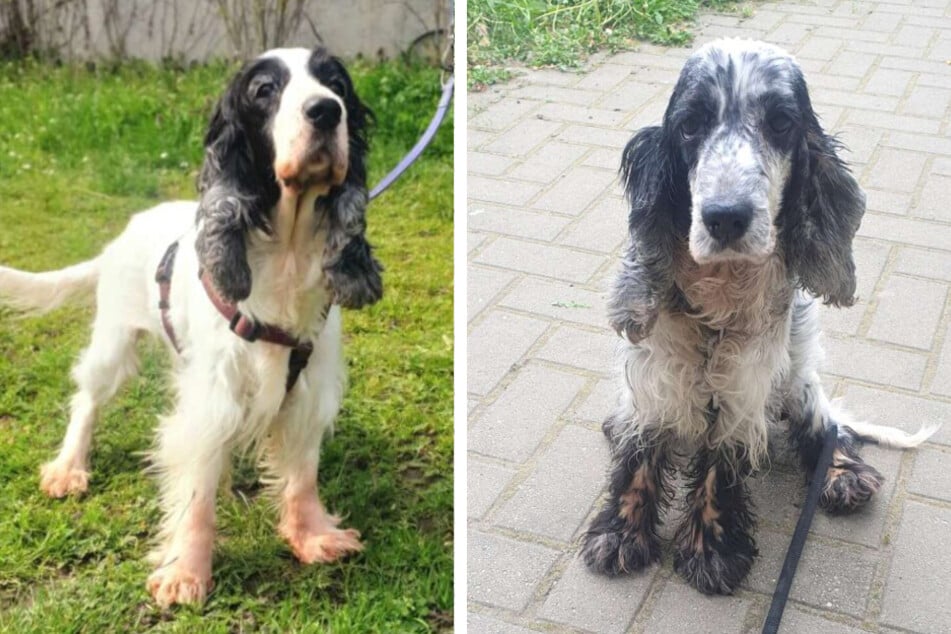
[587,38,938,594]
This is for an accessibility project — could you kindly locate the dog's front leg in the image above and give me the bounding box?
[673,446,757,595]
[146,372,238,607]
[266,357,362,564]
[581,432,669,575]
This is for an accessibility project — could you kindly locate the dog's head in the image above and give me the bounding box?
[622,38,865,306]
[195,46,373,303]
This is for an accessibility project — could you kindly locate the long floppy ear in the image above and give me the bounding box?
[608,125,684,343]
[194,84,278,303]
[319,54,383,309]
[783,106,866,307]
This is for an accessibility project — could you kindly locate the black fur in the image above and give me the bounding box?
[673,448,757,595]
[581,432,672,576]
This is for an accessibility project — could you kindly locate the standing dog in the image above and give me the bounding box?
[0,46,382,607]
[581,39,937,594]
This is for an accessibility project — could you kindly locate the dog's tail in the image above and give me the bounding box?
[844,420,940,449]
[0,257,101,315]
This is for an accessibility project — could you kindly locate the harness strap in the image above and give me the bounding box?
[153,240,316,393]
[156,242,182,353]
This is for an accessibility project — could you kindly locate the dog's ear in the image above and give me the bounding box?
[608,125,683,342]
[317,52,383,310]
[783,94,865,307]
[194,82,275,303]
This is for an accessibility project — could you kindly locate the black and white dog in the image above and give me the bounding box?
[0,46,381,607]
[581,39,937,595]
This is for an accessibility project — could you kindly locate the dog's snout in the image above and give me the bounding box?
[701,202,753,245]
[303,97,341,131]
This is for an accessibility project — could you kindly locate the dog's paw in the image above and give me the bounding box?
[581,517,659,576]
[147,565,213,608]
[326,237,383,309]
[286,526,364,564]
[674,541,755,595]
[39,461,89,498]
[820,459,883,514]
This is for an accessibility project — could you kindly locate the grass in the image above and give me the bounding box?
[0,56,452,632]
[468,0,741,87]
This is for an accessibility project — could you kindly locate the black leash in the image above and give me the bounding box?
[762,424,838,633]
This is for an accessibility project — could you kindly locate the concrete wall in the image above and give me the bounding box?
[68,0,446,61]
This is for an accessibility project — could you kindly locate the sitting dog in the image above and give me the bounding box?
[580,39,937,595]
[0,46,382,607]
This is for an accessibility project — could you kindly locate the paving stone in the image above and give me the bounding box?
[469,459,517,518]
[535,102,627,127]
[881,501,951,632]
[482,119,563,157]
[740,9,785,32]
[469,152,517,176]
[474,237,605,283]
[932,325,951,398]
[821,337,927,390]
[767,21,813,46]
[815,26,889,43]
[745,529,877,617]
[510,85,597,106]
[469,175,544,206]
[857,213,951,252]
[582,147,622,170]
[866,149,929,193]
[499,277,608,329]
[811,87,898,112]
[469,231,488,254]
[469,129,495,151]
[538,555,654,634]
[886,131,951,156]
[901,85,951,119]
[531,166,618,216]
[867,274,947,350]
[641,580,751,634]
[596,79,663,113]
[468,203,572,241]
[469,266,517,322]
[819,302,865,335]
[508,141,589,184]
[834,125,882,166]
[467,613,543,634]
[470,365,587,462]
[838,383,951,446]
[845,109,941,135]
[468,311,550,396]
[780,606,869,634]
[796,35,842,61]
[557,124,629,149]
[535,325,616,375]
[575,64,634,91]
[908,447,951,503]
[574,378,618,424]
[557,196,627,254]
[864,188,911,216]
[852,237,891,301]
[468,531,560,611]
[828,51,876,78]
[470,98,543,132]
[894,246,951,281]
[863,68,913,97]
[893,24,934,48]
[914,174,951,222]
[494,425,610,541]
[519,68,582,88]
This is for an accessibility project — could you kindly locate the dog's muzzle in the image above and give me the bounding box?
[701,201,753,247]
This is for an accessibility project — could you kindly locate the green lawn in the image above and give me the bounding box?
[468,0,744,86]
[0,57,452,632]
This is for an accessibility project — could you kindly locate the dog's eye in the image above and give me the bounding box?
[253,81,276,100]
[768,114,793,134]
[681,115,704,139]
[328,78,348,97]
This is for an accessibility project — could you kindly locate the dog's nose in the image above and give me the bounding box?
[701,202,753,246]
[303,97,342,131]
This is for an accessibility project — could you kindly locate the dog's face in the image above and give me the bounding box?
[665,40,805,264]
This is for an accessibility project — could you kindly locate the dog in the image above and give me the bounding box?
[580,39,937,595]
[0,46,382,607]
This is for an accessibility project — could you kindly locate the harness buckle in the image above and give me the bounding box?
[229,312,260,342]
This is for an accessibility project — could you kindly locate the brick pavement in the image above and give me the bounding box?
[466,1,951,632]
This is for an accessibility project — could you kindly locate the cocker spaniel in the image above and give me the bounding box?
[580,39,937,595]
[0,46,381,607]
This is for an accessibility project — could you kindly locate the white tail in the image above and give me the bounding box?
[0,257,101,315]
[844,420,940,449]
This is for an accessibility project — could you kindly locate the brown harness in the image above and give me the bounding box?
[155,241,316,392]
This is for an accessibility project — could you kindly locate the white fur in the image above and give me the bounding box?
[0,47,364,608]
